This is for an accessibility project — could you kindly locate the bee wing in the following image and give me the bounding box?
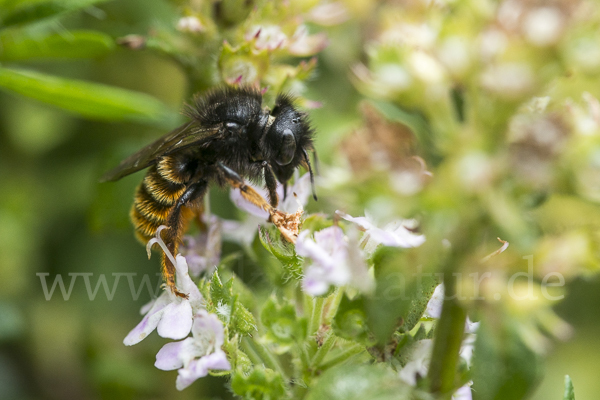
[100,121,220,182]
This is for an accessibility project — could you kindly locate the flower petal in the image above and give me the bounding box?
[175,350,231,391]
[230,184,270,219]
[176,358,206,391]
[221,217,264,246]
[336,211,377,230]
[191,310,226,348]
[425,284,445,319]
[280,173,312,213]
[201,350,231,371]
[157,300,193,340]
[155,338,194,371]
[175,255,204,311]
[123,294,170,346]
[302,268,331,296]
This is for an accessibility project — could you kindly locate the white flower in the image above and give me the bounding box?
[523,7,564,47]
[409,51,446,84]
[296,225,373,296]
[288,25,329,56]
[155,310,231,390]
[123,227,204,346]
[480,63,534,98]
[425,284,480,335]
[438,36,471,75]
[177,16,204,33]
[399,339,433,386]
[399,337,473,399]
[336,211,426,254]
[307,2,349,26]
[246,25,288,51]
[296,226,350,296]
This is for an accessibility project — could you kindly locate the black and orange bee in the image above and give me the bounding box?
[102,87,317,298]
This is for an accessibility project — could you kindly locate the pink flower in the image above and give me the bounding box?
[155,310,231,390]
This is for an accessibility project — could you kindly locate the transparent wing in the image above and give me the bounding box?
[100,121,219,182]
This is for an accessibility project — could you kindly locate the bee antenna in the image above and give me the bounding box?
[302,149,317,201]
[312,149,320,175]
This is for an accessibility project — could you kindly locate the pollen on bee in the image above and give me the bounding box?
[270,206,303,244]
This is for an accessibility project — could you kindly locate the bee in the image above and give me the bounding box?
[102,86,317,298]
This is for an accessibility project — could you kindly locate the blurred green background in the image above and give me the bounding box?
[0,0,599,399]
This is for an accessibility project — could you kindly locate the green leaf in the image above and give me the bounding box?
[210,269,233,305]
[0,30,114,61]
[306,364,424,400]
[222,335,252,373]
[209,270,257,336]
[231,366,287,400]
[0,67,176,125]
[367,246,439,344]
[471,319,542,400]
[260,296,307,350]
[563,375,575,400]
[332,294,372,344]
[0,0,108,30]
[258,226,303,281]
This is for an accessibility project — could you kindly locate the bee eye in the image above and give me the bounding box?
[276,128,296,166]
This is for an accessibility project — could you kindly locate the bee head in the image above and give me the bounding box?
[264,94,317,199]
[265,94,314,178]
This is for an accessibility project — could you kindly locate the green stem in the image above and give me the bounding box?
[319,343,365,370]
[241,337,262,366]
[298,343,311,370]
[310,332,337,370]
[427,277,467,395]
[242,337,287,380]
[324,287,345,324]
[308,296,325,336]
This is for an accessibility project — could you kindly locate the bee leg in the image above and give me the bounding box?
[217,163,300,243]
[163,180,208,298]
[218,162,274,213]
[259,161,279,208]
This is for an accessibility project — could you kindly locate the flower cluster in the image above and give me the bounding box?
[124,227,230,389]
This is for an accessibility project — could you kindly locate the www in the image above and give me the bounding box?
[36,273,162,301]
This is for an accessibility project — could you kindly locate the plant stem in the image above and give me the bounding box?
[319,343,365,370]
[298,343,311,370]
[308,296,325,336]
[324,287,345,324]
[241,336,262,366]
[242,337,287,380]
[427,275,467,394]
[310,332,337,370]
